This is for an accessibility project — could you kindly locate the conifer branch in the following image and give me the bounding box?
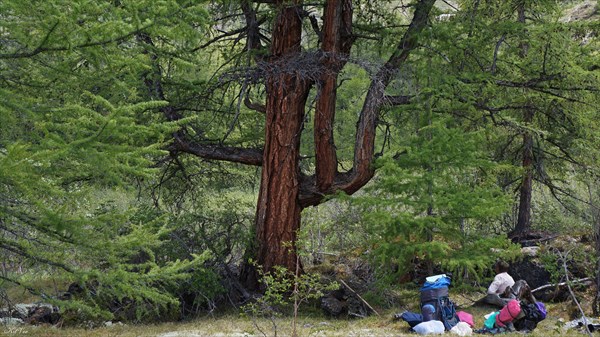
[1,209,76,245]
[0,238,74,273]
[0,24,154,59]
[244,96,267,113]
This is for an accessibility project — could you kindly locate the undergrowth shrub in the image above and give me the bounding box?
[242,264,338,337]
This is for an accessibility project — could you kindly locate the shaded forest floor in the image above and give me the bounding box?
[2,267,596,336]
[0,300,592,337]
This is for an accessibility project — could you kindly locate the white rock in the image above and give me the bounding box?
[0,317,25,326]
[521,246,540,256]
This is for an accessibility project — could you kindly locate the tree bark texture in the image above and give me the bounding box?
[252,1,310,279]
[513,121,534,238]
[314,0,353,192]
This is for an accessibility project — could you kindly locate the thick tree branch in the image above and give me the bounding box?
[313,0,354,192]
[241,0,266,59]
[338,0,435,193]
[300,0,436,206]
[308,14,323,43]
[244,95,267,113]
[170,139,263,166]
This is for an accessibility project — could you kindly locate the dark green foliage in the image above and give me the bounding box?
[429,0,600,233]
[0,0,242,323]
[352,117,520,281]
[0,96,221,322]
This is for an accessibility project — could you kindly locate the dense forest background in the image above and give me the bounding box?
[1,0,599,325]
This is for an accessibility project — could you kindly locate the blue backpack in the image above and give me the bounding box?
[420,275,459,331]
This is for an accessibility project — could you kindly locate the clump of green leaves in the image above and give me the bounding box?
[242,264,338,337]
[539,239,595,285]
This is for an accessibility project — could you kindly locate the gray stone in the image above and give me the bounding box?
[521,246,540,256]
[13,304,31,319]
[0,317,25,326]
[321,296,345,317]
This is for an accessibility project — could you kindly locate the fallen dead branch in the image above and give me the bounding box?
[338,279,380,317]
[531,277,593,293]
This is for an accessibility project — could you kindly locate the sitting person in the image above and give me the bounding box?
[480,260,515,308]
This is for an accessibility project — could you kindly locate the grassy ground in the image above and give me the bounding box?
[0,283,593,337]
[0,303,590,337]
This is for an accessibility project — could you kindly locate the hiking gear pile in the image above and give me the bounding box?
[396,275,546,334]
[475,299,546,334]
[398,274,463,333]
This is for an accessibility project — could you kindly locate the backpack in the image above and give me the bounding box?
[535,302,547,320]
[436,295,460,330]
[513,301,546,332]
[399,311,424,328]
[420,275,459,331]
[495,299,521,327]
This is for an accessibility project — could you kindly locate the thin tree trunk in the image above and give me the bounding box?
[589,182,600,316]
[511,2,533,239]
[513,120,534,238]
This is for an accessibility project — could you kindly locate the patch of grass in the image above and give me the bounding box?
[0,287,594,337]
[0,309,591,337]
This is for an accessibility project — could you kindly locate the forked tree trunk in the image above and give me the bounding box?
[159,0,436,292]
[189,0,436,290]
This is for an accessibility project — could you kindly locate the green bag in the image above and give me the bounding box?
[484,311,500,329]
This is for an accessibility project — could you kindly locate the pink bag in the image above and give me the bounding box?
[456,311,474,327]
[496,299,521,327]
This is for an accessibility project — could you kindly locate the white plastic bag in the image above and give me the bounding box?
[425,274,448,283]
[450,321,473,336]
[413,320,445,335]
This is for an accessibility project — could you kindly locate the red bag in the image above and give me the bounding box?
[456,311,474,327]
[496,300,521,327]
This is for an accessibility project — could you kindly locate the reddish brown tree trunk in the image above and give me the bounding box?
[169,0,436,292]
[245,1,310,285]
[314,0,353,192]
[224,0,434,289]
